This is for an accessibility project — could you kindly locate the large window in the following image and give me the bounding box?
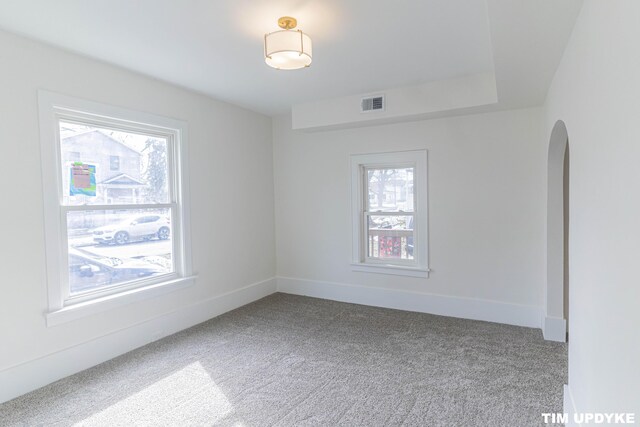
[351,150,429,277]
[39,91,193,325]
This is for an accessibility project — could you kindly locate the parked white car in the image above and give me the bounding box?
[93,215,170,245]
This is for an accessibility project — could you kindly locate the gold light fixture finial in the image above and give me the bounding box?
[264,16,312,70]
[278,16,297,30]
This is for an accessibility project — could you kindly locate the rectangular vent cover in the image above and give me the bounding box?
[361,95,385,113]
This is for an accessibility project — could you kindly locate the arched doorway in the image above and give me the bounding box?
[544,120,569,342]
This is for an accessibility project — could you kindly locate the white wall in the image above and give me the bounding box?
[274,107,547,325]
[544,0,640,418]
[0,29,275,398]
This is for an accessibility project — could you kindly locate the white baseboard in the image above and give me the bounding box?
[543,315,567,342]
[564,384,580,427]
[0,277,277,404]
[277,276,541,329]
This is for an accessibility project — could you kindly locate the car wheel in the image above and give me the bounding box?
[114,231,130,245]
[158,227,170,240]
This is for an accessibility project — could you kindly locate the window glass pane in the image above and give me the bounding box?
[367,214,414,260]
[366,167,414,212]
[59,121,169,206]
[110,155,120,171]
[67,208,173,295]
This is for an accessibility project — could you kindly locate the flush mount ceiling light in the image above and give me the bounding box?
[264,16,312,70]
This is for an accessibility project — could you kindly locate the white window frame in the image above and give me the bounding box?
[350,150,429,278]
[38,91,195,326]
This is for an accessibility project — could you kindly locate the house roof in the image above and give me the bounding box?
[100,173,146,186]
[62,130,142,156]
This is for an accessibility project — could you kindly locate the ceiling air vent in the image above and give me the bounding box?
[361,95,385,113]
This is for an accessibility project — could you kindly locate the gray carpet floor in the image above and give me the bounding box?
[0,293,567,427]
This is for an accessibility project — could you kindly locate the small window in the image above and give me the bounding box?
[351,150,429,277]
[39,91,194,325]
[110,155,120,171]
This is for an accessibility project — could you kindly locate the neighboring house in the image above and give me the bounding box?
[368,170,414,211]
[61,130,147,205]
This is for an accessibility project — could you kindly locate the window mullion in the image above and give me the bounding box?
[58,205,71,302]
[63,203,175,212]
[170,204,181,275]
[364,211,414,216]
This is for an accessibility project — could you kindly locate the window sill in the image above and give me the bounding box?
[350,263,430,278]
[45,275,197,327]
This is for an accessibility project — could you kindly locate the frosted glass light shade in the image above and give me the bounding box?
[264,30,312,70]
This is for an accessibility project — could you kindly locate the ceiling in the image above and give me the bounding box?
[0,0,582,116]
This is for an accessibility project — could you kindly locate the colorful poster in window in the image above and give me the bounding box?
[70,163,96,196]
